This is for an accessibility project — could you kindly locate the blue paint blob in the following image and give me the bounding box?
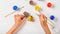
[50,15,55,20]
[13,5,18,11]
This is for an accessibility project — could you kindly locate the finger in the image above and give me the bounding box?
[41,14,46,19]
[22,17,26,22]
[17,14,19,15]
[16,14,19,16]
[43,15,45,19]
[14,15,17,17]
[38,14,43,20]
[19,14,24,18]
[14,15,17,22]
[42,14,47,20]
[14,14,19,19]
[45,17,47,21]
[21,16,25,20]
[40,14,44,19]
[43,15,47,21]
[14,15,17,19]
[38,14,41,17]
[15,14,24,19]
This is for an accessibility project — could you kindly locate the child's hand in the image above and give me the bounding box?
[14,14,26,25]
[6,14,26,34]
[38,14,47,23]
[38,14,51,34]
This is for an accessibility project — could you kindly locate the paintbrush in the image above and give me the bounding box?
[5,6,24,17]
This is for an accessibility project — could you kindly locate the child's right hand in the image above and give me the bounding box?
[38,14,51,34]
[38,13,47,23]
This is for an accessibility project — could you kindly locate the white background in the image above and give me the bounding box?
[0,0,60,34]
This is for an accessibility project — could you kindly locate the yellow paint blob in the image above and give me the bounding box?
[35,5,40,11]
[27,16,33,21]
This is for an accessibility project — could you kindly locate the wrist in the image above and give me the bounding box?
[6,31,13,34]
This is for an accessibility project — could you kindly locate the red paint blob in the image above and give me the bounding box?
[47,2,52,8]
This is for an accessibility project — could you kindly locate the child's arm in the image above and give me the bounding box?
[38,14,51,34]
[6,14,26,34]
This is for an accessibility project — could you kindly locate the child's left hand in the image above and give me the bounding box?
[14,14,26,25]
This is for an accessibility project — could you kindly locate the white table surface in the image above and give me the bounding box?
[0,0,60,34]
